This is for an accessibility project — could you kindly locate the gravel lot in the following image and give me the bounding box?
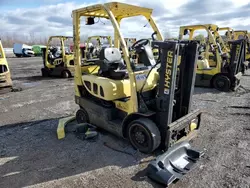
[0,57,250,188]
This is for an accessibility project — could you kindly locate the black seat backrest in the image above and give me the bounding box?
[138,44,156,66]
[89,46,94,53]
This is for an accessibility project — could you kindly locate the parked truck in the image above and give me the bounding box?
[13,43,35,57]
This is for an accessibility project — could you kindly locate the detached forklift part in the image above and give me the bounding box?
[72,2,202,153]
[57,116,98,140]
[147,141,204,186]
[0,39,12,93]
[75,123,98,141]
[57,116,75,139]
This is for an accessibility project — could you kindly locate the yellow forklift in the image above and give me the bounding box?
[84,35,112,60]
[72,1,204,152]
[234,30,248,40]
[0,39,12,93]
[179,24,245,91]
[218,27,234,41]
[68,3,204,185]
[57,2,204,186]
[123,38,137,58]
[234,30,250,71]
[124,38,136,48]
[42,36,98,78]
[208,26,230,53]
[65,2,205,184]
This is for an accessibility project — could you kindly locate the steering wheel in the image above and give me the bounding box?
[131,39,149,50]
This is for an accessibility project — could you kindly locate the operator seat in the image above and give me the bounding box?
[197,56,210,69]
[96,48,128,80]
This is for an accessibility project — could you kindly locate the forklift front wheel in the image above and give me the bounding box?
[76,108,89,124]
[62,70,70,78]
[127,118,161,153]
[41,68,49,77]
[213,75,231,92]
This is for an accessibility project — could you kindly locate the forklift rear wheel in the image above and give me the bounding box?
[213,75,231,92]
[128,118,161,153]
[76,108,89,124]
[62,71,70,78]
[41,68,49,77]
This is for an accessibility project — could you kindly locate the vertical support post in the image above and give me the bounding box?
[103,4,137,113]
[147,15,163,41]
[61,38,66,62]
[114,17,121,49]
[153,40,179,149]
[73,11,83,96]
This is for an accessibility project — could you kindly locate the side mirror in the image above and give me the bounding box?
[85,17,95,25]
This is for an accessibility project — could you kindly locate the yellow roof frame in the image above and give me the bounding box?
[74,2,153,19]
[179,24,219,44]
[179,24,224,69]
[179,24,229,52]
[234,30,248,40]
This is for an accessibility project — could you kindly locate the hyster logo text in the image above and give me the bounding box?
[164,51,173,94]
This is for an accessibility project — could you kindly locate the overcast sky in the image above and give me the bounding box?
[0,0,249,39]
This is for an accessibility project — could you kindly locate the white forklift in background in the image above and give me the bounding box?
[13,43,35,57]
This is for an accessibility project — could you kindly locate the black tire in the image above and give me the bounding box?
[41,68,49,77]
[15,54,22,58]
[127,118,161,153]
[212,75,231,92]
[76,108,89,124]
[61,70,70,78]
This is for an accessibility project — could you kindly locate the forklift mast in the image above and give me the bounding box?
[227,39,246,74]
[41,47,47,67]
[152,40,199,148]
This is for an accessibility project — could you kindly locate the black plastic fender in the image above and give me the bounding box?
[147,141,204,186]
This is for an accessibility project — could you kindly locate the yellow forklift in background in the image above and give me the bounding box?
[0,39,12,93]
[234,30,250,71]
[42,36,98,78]
[234,30,248,40]
[84,36,112,60]
[61,2,204,186]
[124,38,136,47]
[219,27,234,41]
[179,24,244,91]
